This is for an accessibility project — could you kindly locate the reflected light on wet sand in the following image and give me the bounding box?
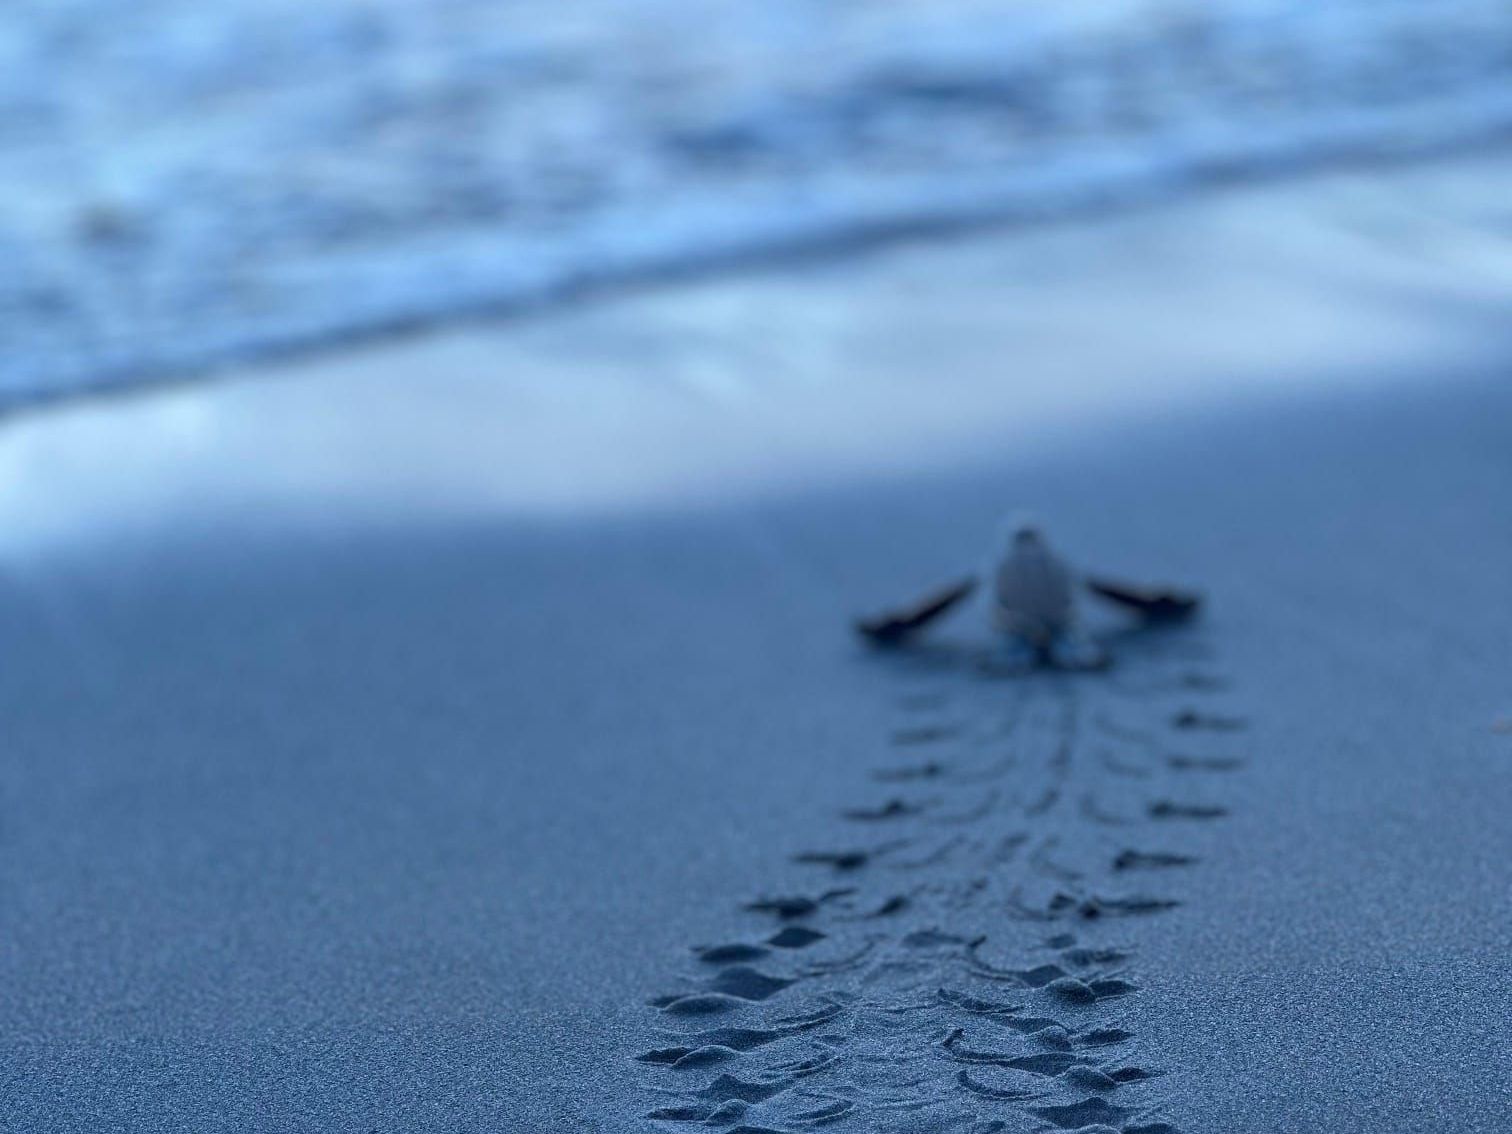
[2,151,1511,560]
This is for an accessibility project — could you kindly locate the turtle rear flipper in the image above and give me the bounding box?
[855,577,978,646]
[1084,576,1202,622]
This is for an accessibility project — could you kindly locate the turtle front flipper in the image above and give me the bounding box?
[1084,576,1202,622]
[855,576,978,646]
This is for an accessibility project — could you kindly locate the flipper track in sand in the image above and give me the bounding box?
[631,634,1246,1134]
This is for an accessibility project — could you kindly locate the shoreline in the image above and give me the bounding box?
[4,145,1512,568]
[4,132,1512,422]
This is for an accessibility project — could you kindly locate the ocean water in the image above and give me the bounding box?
[2,0,1511,405]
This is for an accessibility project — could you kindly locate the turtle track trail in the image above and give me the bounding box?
[630,633,1247,1133]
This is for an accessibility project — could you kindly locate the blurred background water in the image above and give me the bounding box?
[3,0,1511,406]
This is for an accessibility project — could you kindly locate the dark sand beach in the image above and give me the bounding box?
[2,154,1511,1132]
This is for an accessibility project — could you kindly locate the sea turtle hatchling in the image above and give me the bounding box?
[855,517,1200,668]
[991,520,1106,670]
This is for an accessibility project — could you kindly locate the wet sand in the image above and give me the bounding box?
[1,154,1510,1132]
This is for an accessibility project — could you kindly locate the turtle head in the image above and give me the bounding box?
[1003,513,1045,551]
